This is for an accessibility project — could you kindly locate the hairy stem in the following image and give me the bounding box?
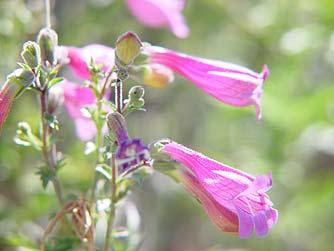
[90,97,103,202]
[115,79,122,113]
[40,89,63,205]
[45,0,51,28]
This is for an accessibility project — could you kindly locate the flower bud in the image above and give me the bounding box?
[128,85,144,100]
[21,41,41,68]
[37,28,58,66]
[8,68,35,87]
[115,32,142,65]
[129,64,174,88]
[47,86,64,114]
[107,112,129,143]
[16,121,32,136]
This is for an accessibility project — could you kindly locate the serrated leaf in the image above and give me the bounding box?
[36,166,55,189]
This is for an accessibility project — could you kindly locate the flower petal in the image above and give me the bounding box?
[65,44,115,79]
[126,0,189,38]
[149,47,268,119]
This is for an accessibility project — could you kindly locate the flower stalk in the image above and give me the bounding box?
[40,88,64,205]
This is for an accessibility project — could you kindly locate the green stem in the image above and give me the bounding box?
[45,0,51,28]
[40,89,63,205]
[90,98,103,202]
[104,154,117,251]
[115,79,122,113]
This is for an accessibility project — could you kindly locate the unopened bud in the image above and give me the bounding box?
[107,112,129,143]
[17,121,32,136]
[115,32,142,65]
[21,41,41,68]
[8,69,35,87]
[47,86,64,114]
[37,28,58,66]
[129,64,174,88]
[128,85,145,100]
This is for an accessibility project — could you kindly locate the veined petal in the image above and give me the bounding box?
[161,142,277,238]
[181,170,239,234]
[149,46,269,119]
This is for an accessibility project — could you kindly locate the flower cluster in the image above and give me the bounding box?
[0,0,278,248]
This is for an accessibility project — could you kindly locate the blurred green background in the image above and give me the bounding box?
[0,0,333,250]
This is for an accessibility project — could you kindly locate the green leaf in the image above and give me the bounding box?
[1,233,39,250]
[36,166,55,189]
[96,164,112,180]
[48,77,64,89]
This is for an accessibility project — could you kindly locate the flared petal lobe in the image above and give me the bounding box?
[126,0,189,38]
[162,142,277,238]
[149,46,269,119]
[65,44,115,79]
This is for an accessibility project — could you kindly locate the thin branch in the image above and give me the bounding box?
[45,0,51,28]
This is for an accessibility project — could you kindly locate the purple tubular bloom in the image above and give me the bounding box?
[161,142,278,238]
[148,46,269,119]
[115,138,150,173]
[107,112,150,174]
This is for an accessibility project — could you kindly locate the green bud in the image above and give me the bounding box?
[47,86,64,114]
[37,28,58,66]
[115,32,142,65]
[8,69,35,87]
[21,41,41,68]
[17,121,32,136]
[117,68,129,81]
[128,85,144,100]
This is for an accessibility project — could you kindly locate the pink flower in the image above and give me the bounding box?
[65,44,115,79]
[57,80,108,141]
[125,0,189,39]
[148,46,269,119]
[161,142,278,238]
[0,82,16,134]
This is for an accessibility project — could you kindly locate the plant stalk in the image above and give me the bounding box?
[40,89,63,205]
[104,154,117,251]
[45,0,51,28]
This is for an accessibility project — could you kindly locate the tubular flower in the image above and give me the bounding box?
[148,46,269,119]
[107,112,150,174]
[0,82,17,134]
[64,44,115,79]
[125,0,189,39]
[0,69,34,135]
[161,142,278,238]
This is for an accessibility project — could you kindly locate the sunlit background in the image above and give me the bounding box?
[0,0,333,251]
